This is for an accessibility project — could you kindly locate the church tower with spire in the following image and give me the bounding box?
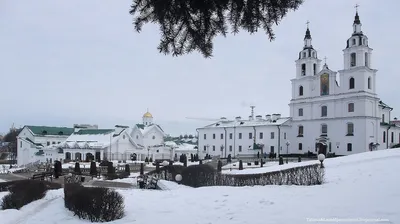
[339,7,377,94]
[295,22,322,78]
[291,22,322,101]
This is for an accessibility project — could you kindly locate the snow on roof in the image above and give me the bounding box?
[175,143,197,151]
[199,117,291,129]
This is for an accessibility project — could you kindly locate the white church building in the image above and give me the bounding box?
[197,10,400,158]
[17,110,171,165]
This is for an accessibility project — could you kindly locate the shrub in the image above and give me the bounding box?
[149,157,153,163]
[217,160,222,172]
[74,162,81,174]
[54,160,62,178]
[103,172,130,180]
[199,160,203,165]
[217,163,324,186]
[140,163,144,175]
[64,183,124,222]
[239,160,243,170]
[181,164,216,187]
[107,162,115,174]
[155,162,160,173]
[279,157,284,165]
[90,161,97,176]
[190,153,194,162]
[145,157,149,163]
[1,180,62,210]
[183,159,187,167]
[124,164,130,173]
[99,160,109,166]
[254,161,259,166]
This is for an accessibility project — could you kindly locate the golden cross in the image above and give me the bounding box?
[355,4,360,12]
[306,20,310,28]
[324,56,328,64]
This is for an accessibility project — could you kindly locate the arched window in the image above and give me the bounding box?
[347,123,354,136]
[303,52,306,58]
[350,53,356,67]
[298,143,303,150]
[321,106,327,117]
[298,125,304,137]
[321,124,328,135]
[348,103,354,112]
[301,64,306,76]
[368,77,371,89]
[349,77,355,89]
[352,39,356,45]
[347,143,352,151]
[365,52,368,67]
[299,86,303,96]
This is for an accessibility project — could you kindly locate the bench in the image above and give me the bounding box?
[32,172,53,182]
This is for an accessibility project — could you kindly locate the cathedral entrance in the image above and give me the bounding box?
[315,136,329,155]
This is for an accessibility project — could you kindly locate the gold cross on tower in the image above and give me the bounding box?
[355,4,360,12]
[324,56,328,65]
[306,20,310,28]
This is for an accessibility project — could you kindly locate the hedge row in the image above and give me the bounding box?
[152,163,324,188]
[64,183,124,222]
[1,180,62,210]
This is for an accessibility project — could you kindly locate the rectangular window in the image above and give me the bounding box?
[229,133,233,139]
[270,132,275,139]
[52,141,56,144]
[203,146,206,151]
[301,64,306,76]
[259,132,263,139]
[350,53,356,67]
[204,134,206,140]
[213,134,216,139]
[20,141,22,147]
[270,146,275,153]
[298,108,303,116]
[229,145,232,152]
[391,132,394,143]
[238,133,242,139]
[249,132,253,139]
[298,143,303,150]
[47,141,50,146]
[347,123,354,136]
[298,126,304,136]
[212,145,216,151]
[313,63,316,75]
[220,133,223,139]
[284,132,286,139]
[347,143,352,151]
[348,103,354,112]
[238,145,242,152]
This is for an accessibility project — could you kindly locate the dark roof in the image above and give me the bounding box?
[26,126,74,136]
[75,129,114,135]
[379,101,393,110]
[24,137,44,147]
[136,124,145,129]
[115,125,129,128]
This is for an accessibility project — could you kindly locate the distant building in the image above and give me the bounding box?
[16,110,171,165]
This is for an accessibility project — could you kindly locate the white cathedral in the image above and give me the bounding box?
[197,10,400,157]
[16,110,169,166]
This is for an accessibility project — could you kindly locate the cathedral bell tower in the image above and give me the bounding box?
[340,6,376,94]
[295,22,322,78]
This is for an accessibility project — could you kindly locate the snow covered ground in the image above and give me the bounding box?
[0,149,399,224]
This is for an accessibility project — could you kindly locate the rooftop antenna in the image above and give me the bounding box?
[250,106,255,120]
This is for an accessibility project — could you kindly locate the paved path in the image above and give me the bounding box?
[0,173,29,182]
[83,180,135,189]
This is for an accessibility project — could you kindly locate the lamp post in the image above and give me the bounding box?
[175,174,182,185]
[285,141,290,164]
[318,153,325,168]
[162,160,169,180]
[206,144,210,156]
[220,145,224,158]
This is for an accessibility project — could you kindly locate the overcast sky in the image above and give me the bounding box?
[0,0,399,136]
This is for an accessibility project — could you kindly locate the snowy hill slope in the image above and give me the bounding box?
[0,149,399,224]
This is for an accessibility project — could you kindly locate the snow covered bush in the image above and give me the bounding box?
[74,162,81,174]
[218,163,324,186]
[90,161,97,176]
[64,183,124,222]
[181,164,216,187]
[1,180,62,210]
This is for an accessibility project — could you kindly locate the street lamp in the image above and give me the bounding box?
[220,145,224,158]
[318,153,325,168]
[175,174,182,184]
[285,141,290,164]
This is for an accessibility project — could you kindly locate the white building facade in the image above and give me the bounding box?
[197,11,400,157]
[197,115,291,158]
